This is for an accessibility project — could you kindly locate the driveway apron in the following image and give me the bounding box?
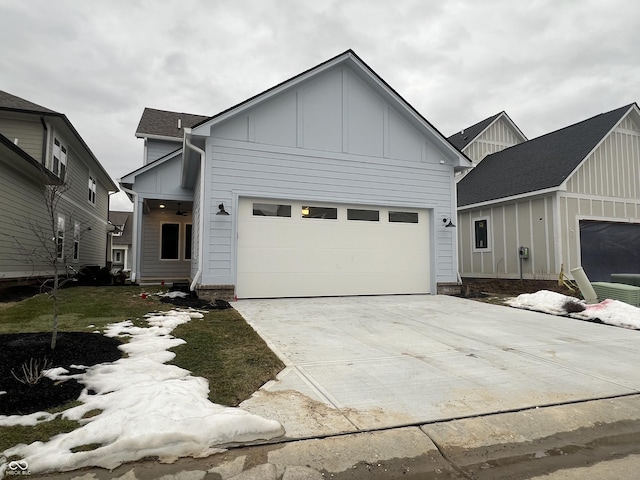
[235,295,640,439]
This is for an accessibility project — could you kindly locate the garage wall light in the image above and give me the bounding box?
[217,203,229,215]
[442,216,456,227]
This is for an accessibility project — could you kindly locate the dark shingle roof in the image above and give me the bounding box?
[135,108,209,139]
[448,112,502,150]
[0,90,59,114]
[457,104,635,207]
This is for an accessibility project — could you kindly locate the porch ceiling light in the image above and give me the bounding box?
[159,204,165,209]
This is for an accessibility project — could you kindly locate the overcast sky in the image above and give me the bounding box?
[2,0,639,211]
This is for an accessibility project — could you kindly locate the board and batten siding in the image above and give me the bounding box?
[458,195,557,279]
[463,117,524,163]
[0,115,44,162]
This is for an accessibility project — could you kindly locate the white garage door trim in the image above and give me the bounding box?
[237,197,431,298]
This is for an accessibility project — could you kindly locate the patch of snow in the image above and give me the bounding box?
[507,290,640,329]
[157,291,189,299]
[0,309,284,474]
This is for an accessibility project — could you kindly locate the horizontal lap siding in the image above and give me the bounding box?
[140,209,192,280]
[0,117,43,161]
[205,139,455,286]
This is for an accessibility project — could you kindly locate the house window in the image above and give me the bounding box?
[301,206,338,219]
[253,203,291,217]
[160,223,180,260]
[113,249,124,265]
[185,224,192,260]
[53,137,67,180]
[56,215,65,260]
[347,209,379,221]
[389,211,419,223]
[88,176,97,205]
[474,218,490,250]
[73,222,80,261]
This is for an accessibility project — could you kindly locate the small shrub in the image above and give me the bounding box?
[11,357,52,385]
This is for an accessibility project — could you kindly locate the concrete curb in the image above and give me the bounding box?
[28,395,640,480]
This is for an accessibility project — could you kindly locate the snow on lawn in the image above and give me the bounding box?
[507,290,640,330]
[0,309,284,475]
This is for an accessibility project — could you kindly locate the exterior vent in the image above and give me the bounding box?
[177,118,182,129]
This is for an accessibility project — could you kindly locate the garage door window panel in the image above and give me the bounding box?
[389,211,419,223]
[347,209,379,221]
[253,203,291,217]
[302,206,338,219]
[161,223,180,260]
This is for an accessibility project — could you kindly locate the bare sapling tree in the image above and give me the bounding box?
[2,173,88,350]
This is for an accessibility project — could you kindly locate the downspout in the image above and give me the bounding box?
[119,185,139,283]
[183,128,205,292]
[40,117,48,166]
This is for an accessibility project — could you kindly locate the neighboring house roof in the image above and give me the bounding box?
[448,112,502,150]
[110,211,133,245]
[457,103,637,207]
[448,111,527,151]
[0,90,118,191]
[135,108,209,140]
[0,90,58,114]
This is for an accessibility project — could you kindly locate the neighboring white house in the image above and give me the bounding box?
[120,50,471,299]
[109,211,133,271]
[457,103,640,282]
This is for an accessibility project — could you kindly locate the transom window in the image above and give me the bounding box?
[253,203,291,217]
[347,208,379,221]
[389,211,419,223]
[301,206,338,219]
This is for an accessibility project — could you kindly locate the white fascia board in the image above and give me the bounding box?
[458,186,560,211]
[119,148,183,184]
[134,132,183,142]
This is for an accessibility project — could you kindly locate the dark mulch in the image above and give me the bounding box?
[460,278,577,298]
[159,295,232,310]
[0,332,123,415]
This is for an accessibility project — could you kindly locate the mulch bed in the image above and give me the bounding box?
[0,332,123,416]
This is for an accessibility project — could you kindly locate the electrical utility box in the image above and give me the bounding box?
[518,246,529,259]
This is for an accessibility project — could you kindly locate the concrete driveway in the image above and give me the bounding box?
[236,295,640,439]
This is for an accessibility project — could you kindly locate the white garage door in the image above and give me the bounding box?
[237,198,430,298]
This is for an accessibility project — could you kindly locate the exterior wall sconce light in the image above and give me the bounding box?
[442,216,456,227]
[217,203,229,215]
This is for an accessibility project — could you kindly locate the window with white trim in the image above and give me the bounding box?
[73,222,80,261]
[88,175,97,205]
[473,217,491,251]
[56,215,65,260]
[53,137,67,180]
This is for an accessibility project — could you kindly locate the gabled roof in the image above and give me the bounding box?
[109,211,133,245]
[0,132,58,183]
[135,108,209,140]
[448,112,502,150]
[0,90,118,191]
[448,111,527,151]
[457,103,637,207]
[187,49,470,168]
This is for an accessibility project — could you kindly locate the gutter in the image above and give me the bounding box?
[119,185,139,283]
[183,128,205,292]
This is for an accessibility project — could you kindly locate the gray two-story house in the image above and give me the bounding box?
[0,90,118,285]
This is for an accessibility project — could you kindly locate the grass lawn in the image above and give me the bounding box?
[0,285,284,454]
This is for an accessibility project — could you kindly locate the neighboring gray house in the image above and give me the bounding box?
[120,50,471,298]
[457,103,640,282]
[109,211,133,271]
[0,90,118,285]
